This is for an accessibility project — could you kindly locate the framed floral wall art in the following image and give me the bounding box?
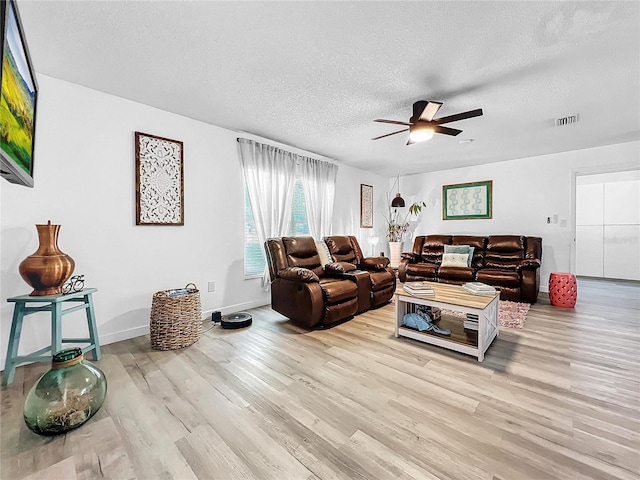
[443,180,492,220]
[135,132,184,225]
[360,184,373,228]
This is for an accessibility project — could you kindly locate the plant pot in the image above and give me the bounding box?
[389,241,402,268]
[19,221,75,296]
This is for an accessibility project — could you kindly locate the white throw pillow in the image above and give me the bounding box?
[315,241,332,266]
[441,253,469,267]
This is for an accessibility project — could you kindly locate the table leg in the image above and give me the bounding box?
[478,309,485,363]
[85,294,101,360]
[395,297,401,337]
[2,304,25,386]
[52,302,62,355]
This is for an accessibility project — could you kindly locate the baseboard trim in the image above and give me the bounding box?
[1,300,272,371]
[202,299,270,319]
[100,325,150,345]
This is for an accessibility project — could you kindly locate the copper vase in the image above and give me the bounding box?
[19,221,75,296]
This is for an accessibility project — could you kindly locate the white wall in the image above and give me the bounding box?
[333,163,390,257]
[398,140,640,290]
[0,75,387,368]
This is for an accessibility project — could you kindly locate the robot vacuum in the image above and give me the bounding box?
[220,312,252,329]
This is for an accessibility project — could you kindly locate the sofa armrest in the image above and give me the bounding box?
[325,262,358,274]
[401,252,420,263]
[359,256,390,271]
[278,267,320,282]
[516,259,541,272]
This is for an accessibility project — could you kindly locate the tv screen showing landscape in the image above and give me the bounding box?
[0,0,37,187]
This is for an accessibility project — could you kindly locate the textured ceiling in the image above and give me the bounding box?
[16,1,640,176]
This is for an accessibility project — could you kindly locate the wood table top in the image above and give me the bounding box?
[397,281,498,309]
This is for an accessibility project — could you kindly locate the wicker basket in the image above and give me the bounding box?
[150,283,202,350]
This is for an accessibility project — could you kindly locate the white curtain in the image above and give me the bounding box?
[238,138,297,288]
[300,157,338,239]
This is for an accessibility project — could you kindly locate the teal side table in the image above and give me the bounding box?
[2,288,101,386]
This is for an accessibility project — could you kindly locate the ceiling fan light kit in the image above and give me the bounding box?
[373,100,483,145]
[409,124,434,143]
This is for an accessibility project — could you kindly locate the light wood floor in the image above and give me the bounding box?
[1,278,639,480]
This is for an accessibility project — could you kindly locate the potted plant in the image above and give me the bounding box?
[383,199,427,268]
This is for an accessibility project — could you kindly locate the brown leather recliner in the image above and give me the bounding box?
[324,236,396,313]
[264,236,358,328]
[399,235,542,303]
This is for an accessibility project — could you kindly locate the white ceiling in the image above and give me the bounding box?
[17,1,640,177]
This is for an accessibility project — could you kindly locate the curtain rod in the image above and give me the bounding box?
[236,136,338,165]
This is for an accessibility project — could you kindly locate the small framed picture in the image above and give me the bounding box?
[360,184,373,228]
[443,180,492,220]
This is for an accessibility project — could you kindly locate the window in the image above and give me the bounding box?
[244,179,309,278]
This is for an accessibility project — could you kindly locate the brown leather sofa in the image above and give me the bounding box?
[264,236,396,328]
[264,236,359,328]
[399,235,542,303]
[324,236,396,313]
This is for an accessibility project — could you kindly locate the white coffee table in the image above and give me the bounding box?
[395,282,499,362]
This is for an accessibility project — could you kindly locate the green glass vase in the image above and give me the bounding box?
[23,348,107,436]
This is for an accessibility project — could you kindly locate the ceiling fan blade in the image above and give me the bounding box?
[419,101,443,121]
[374,119,412,126]
[412,101,428,122]
[433,125,462,136]
[433,108,483,125]
[371,129,409,140]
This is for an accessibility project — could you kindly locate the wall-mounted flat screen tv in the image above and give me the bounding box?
[1,0,37,188]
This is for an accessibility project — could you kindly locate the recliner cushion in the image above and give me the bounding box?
[476,268,520,288]
[360,257,390,270]
[369,270,395,290]
[421,235,451,264]
[319,278,358,304]
[325,261,357,273]
[437,266,475,281]
[278,267,319,282]
[283,236,324,275]
[325,236,359,264]
[485,235,525,269]
[406,262,438,277]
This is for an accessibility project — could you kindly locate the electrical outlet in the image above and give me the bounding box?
[208,281,216,292]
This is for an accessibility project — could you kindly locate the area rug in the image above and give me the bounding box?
[442,300,530,329]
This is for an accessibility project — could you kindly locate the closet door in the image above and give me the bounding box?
[603,180,640,280]
[576,183,604,277]
[576,174,640,281]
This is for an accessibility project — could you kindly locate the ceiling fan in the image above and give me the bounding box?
[372,101,483,145]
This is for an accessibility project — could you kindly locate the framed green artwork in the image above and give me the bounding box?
[442,180,492,220]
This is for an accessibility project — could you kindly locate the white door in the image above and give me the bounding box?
[575,172,640,281]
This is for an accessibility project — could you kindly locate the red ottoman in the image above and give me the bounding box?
[549,272,577,308]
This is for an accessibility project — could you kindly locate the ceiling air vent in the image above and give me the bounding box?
[555,115,579,126]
